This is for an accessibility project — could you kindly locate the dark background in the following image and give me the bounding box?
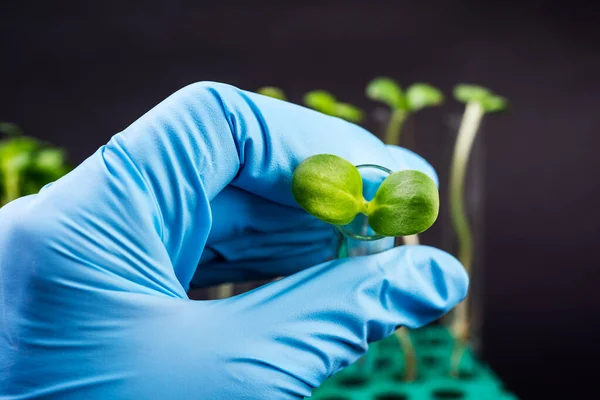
[1,0,599,398]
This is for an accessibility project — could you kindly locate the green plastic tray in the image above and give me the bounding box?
[309,326,518,400]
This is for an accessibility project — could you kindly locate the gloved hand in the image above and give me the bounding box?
[0,82,468,399]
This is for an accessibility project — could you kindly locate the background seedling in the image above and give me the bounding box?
[366,77,444,146]
[257,86,287,101]
[366,78,444,375]
[303,90,365,123]
[0,123,71,207]
[448,84,508,375]
[257,86,365,124]
[366,78,442,251]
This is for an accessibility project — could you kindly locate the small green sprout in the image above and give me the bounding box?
[453,84,508,113]
[0,122,25,137]
[449,84,508,375]
[0,136,40,204]
[406,83,445,111]
[292,154,439,237]
[366,77,406,110]
[303,90,365,123]
[257,86,287,101]
[366,77,444,145]
[0,124,71,205]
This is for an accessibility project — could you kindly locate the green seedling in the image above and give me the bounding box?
[291,154,439,237]
[366,77,444,146]
[303,90,365,123]
[0,122,24,137]
[448,84,508,376]
[0,136,39,204]
[0,123,71,206]
[257,86,287,101]
[366,77,444,378]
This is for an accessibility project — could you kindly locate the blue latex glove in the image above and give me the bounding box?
[0,82,468,399]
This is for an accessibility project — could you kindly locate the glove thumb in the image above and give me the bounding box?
[197,245,468,398]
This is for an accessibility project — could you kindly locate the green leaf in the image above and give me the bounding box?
[33,148,66,172]
[0,137,40,173]
[292,154,365,225]
[481,95,508,113]
[304,91,364,122]
[367,170,439,236]
[24,147,71,192]
[454,84,508,113]
[453,84,490,104]
[406,83,444,111]
[257,86,286,101]
[303,90,337,116]
[366,77,405,110]
[334,102,365,123]
[0,122,24,137]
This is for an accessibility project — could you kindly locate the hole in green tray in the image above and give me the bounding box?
[379,340,397,349]
[421,355,439,367]
[375,358,393,370]
[338,375,368,388]
[391,372,420,383]
[432,389,464,399]
[456,370,477,380]
[417,337,445,347]
[375,393,408,400]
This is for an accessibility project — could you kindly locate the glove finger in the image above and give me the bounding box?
[206,146,436,246]
[206,186,327,245]
[191,237,336,287]
[190,187,336,287]
[208,228,335,263]
[196,245,468,398]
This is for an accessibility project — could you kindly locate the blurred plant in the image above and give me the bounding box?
[0,123,71,207]
[257,86,365,124]
[257,86,287,101]
[448,85,508,376]
[365,78,444,379]
[366,77,444,146]
[303,90,365,123]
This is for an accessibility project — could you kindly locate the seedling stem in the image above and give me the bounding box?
[449,101,484,375]
[450,101,484,275]
[448,84,507,376]
[386,109,408,146]
[4,170,20,205]
[395,327,417,381]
